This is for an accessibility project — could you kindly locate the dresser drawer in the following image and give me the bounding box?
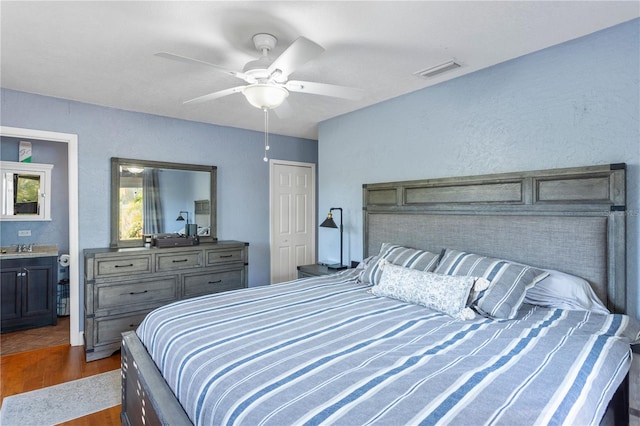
[94,277,178,314]
[156,250,203,271]
[95,255,152,278]
[183,269,244,298]
[93,312,149,346]
[206,248,244,265]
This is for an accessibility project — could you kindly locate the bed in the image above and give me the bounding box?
[121,163,638,426]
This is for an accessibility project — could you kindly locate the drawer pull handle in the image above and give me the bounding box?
[129,290,148,295]
[115,264,134,268]
[219,255,233,258]
[172,259,189,263]
[209,280,222,284]
[129,324,139,328]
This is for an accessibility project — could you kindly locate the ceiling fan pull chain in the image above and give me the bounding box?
[263,107,269,162]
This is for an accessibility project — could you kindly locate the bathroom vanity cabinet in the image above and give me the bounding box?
[0,256,58,333]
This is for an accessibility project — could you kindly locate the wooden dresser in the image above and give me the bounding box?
[84,241,248,361]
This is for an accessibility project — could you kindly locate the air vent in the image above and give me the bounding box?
[414,60,461,79]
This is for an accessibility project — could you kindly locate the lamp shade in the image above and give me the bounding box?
[242,84,289,110]
[319,208,345,270]
[320,213,338,228]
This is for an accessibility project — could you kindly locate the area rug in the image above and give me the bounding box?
[0,369,120,425]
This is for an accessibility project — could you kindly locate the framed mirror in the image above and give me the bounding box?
[110,158,217,248]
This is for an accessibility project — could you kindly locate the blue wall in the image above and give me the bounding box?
[0,88,318,292]
[318,19,639,319]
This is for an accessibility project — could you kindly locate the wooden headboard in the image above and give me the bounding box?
[362,164,627,313]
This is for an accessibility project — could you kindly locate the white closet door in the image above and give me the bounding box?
[270,160,315,284]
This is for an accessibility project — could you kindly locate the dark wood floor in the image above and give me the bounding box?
[1,319,122,424]
[1,316,70,356]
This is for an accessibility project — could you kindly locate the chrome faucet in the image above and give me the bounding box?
[16,244,33,253]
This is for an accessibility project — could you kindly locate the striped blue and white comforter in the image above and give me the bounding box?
[137,269,639,426]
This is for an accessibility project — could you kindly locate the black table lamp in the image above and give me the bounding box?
[320,207,347,270]
[176,210,189,224]
[176,210,196,236]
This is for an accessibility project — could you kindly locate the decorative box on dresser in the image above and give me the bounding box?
[84,241,248,361]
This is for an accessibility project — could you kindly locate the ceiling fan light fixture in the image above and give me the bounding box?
[125,166,144,174]
[242,84,289,110]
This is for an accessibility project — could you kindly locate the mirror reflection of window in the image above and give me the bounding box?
[118,166,166,240]
[14,174,40,214]
[119,166,143,241]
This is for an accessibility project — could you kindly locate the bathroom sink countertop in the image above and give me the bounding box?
[0,244,59,259]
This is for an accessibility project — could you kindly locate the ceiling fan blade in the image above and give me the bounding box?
[286,80,364,100]
[267,37,324,80]
[155,52,247,80]
[183,86,245,105]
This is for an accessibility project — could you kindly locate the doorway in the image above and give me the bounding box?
[0,126,81,346]
[269,160,316,284]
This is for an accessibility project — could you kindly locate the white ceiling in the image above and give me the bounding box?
[1,1,638,140]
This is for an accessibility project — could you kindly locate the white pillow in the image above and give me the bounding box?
[372,261,485,320]
[524,269,609,315]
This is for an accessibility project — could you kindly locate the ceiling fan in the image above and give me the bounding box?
[156,33,363,111]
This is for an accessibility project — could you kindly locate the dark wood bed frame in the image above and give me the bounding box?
[121,163,628,425]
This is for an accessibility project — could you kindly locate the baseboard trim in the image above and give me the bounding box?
[71,331,84,346]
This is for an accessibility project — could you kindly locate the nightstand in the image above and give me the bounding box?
[297,264,344,279]
[631,344,640,425]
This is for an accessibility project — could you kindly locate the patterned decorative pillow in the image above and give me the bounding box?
[435,249,549,319]
[359,243,440,286]
[372,262,477,320]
